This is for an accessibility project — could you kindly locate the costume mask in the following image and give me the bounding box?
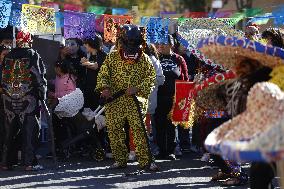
[16,31,32,48]
[117,25,145,63]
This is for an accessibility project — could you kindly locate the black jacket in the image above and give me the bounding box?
[85,50,107,90]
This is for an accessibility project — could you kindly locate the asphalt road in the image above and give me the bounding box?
[0,152,256,189]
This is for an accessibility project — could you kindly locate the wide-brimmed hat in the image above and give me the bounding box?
[205,82,284,162]
[197,35,284,70]
[195,79,234,113]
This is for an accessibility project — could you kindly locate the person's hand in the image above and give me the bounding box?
[86,62,99,70]
[80,57,88,64]
[126,87,138,96]
[101,88,112,100]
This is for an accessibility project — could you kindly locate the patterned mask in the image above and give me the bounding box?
[117,24,145,62]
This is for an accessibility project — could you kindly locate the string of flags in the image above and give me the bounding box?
[0,0,284,38]
[21,4,55,35]
[140,17,170,44]
[0,0,12,28]
[103,15,133,43]
[63,11,96,39]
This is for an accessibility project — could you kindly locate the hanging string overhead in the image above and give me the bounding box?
[63,11,96,39]
[0,0,12,28]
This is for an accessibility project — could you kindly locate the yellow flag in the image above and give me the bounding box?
[22,4,56,34]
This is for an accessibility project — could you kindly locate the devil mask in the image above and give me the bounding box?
[117,24,145,63]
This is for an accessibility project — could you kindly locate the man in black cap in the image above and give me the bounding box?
[154,34,189,160]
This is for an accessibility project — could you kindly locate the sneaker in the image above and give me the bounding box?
[108,162,127,169]
[128,151,136,161]
[141,162,159,172]
[0,166,11,171]
[201,153,210,162]
[148,162,159,171]
[105,153,113,159]
[190,145,200,153]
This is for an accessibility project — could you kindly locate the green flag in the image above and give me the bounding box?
[87,6,107,14]
[231,12,245,20]
[245,8,263,17]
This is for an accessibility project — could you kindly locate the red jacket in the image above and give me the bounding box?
[174,53,189,81]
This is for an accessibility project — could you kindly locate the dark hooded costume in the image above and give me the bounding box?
[1,31,47,168]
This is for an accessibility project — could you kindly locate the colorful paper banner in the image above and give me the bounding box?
[245,8,263,17]
[184,12,208,18]
[177,18,243,48]
[272,5,284,26]
[0,0,12,28]
[64,4,83,12]
[178,18,235,30]
[9,0,27,27]
[248,13,272,25]
[140,17,170,44]
[9,8,21,27]
[230,12,246,21]
[55,12,64,28]
[21,4,56,34]
[41,2,59,12]
[104,15,133,43]
[64,11,96,39]
[112,8,128,15]
[274,16,284,26]
[213,10,234,18]
[87,6,107,15]
[95,15,104,33]
[160,11,177,16]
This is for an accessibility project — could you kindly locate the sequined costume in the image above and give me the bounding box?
[1,34,47,168]
[96,50,156,168]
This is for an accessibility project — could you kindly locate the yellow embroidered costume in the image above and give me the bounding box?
[96,25,156,168]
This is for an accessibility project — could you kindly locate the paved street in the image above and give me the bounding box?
[0,152,253,189]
